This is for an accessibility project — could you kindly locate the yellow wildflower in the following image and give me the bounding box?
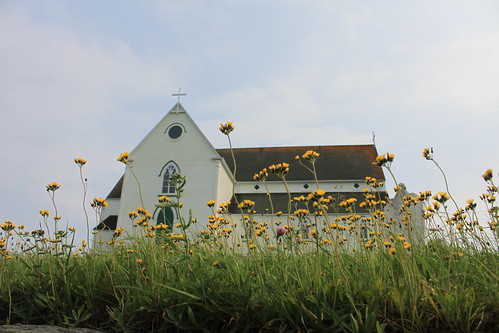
[114,227,125,236]
[268,163,290,177]
[302,150,320,161]
[1,221,16,231]
[238,200,255,210]
[253,168,269,181]
[339,198,357,208]
[74,158,87,166]
[219,121,234,135]
[309,228,317,238]
[294,209,310,219]
[158,195,170,203]
[432,192,450,204]
[117,152,129,163]
[46,182,61,192]
[482,169,493,182]
[422,148,432,160]
[374,155,387,166]
[90,197,108,208]
[374,153,394,167]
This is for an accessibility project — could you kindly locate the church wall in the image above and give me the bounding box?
[116,110,222,233]
[384,190,426,244]
[215,160,235,207]
[93,230,114,247]
[92,200,120,247]
[100,198,120,221]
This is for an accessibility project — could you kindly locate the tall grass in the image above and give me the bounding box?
[0,125,497,332]
[1,239,497,332]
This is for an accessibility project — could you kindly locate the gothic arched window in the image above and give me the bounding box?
[160,161,179,194]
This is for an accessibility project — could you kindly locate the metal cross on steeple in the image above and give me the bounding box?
[172,88,187,113]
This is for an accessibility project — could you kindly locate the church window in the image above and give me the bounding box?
[165,123,185,140]
[161,162,179,194]
[168,125,182,139]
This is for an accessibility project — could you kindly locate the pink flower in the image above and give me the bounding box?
[276,226,287,236]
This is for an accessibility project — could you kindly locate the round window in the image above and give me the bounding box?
[167,125,183,139]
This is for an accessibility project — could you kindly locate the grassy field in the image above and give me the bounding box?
[1,127,498,332]
[0,235,497,332]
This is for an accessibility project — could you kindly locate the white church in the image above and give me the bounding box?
[94,101,423,245]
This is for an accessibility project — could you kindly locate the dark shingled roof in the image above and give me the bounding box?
[94,215,118,230]
[107,176,123,199]
[229,191,388,214]
[216,145,384,182]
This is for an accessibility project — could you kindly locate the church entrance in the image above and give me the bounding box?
[156,207,174,230]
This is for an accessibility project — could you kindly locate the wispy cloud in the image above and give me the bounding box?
[0,4,178,233]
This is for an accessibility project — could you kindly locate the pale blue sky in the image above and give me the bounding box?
[1,1,498,242]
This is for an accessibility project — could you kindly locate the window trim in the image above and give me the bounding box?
[165,123,186,141]
[159,161,180,194]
